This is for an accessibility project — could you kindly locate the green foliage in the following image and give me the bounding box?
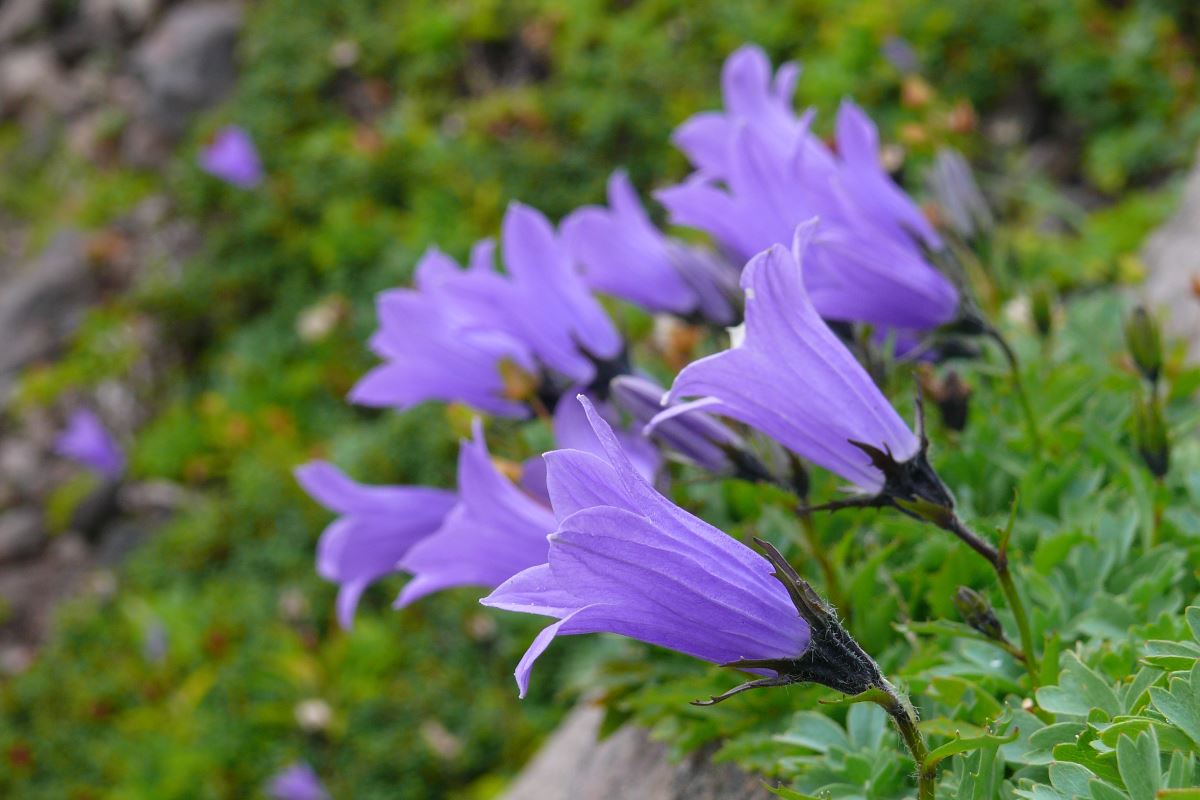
[2,0,1199,798]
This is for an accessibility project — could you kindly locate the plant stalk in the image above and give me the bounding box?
[875,681,937,800]
[795,506,846,613]
[987,327,1042,456]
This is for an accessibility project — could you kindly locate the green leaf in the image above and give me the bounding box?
[1054,738,1122,785]
[1148,665,1200,750]
[1187,607,1200,644]
[775,712,850,754]
[1088,780,1130,800]
[1037,652,1122,717]
[1156,791,1200,799]
[1049,761,1095,795]
[765,784,823,800]
[1116,728,1161,800]
[926,728,1020,769]
[847,702,888,753]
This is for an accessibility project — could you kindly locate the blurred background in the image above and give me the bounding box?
[0,1,1198,798]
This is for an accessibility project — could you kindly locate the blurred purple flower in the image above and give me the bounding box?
[611,375,745,475]
[672,45,804,179]
[55,409,125,478]
[198,126,263,189]
[881,36,920,74]
[266,762,329,800]
[552,390,661,485]
[563,171,737,323]
[660,45,956,330]
[396,420,554,607]
[350,203,622,416]
[482,395,812,697]
[295,462,456,629]
[349,242,537,417]
[657,223,919,494]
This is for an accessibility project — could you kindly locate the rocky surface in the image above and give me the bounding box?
[1141,146,1200,364]
[501,703,775,800]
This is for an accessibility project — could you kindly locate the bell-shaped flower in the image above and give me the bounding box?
[552,389,661,484]
[563,171,737,323]
[350,203,622,417]
[295,462,456,629]
[672,44,804,179]
[482,396,808,697]
[610,375,758,478]
[396,420,555,606]
[484,396,891,702]
[198,126,264,189]
[659,125,957,330]
[266,763,329,800]
[657,223,921,495]
[55,409,125,479]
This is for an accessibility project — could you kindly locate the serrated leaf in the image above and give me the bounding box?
[1038,652,1123,717]
[1054,739,1122,785]
[1148,666,1200,750]
[926,727,1019,769]
[1165,750,1196,788]
[1095,717,1196,755]
[1116,728,1160,800]
[766,784,823,800]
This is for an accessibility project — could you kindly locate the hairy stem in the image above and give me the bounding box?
[875,681,937,800]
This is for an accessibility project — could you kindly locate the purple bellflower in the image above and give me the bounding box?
[266,762,329,800]
[660,46,957,330]
[350,203,622,417]
[552,390,661,485]
[198,126,264,189]
[562,171,738,323]
[396,420,555,607]
[672,45,804,180]
[609,374,770,481]
[655,222,923,496]
[295,462,456,629]
[55,409,125,479]
[483,396,889,704]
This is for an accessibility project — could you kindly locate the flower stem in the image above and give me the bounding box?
[987,327,1042,457]
[943,514,1039,689]
[995,564,1038,689]
[874,681,937,800]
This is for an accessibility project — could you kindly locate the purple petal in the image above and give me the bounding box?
[502,203,622,380]
[295,462,455,628]
[562,171,698,314]
[661,230,919,492]
[610,375,741,473]
[55,409,125,478]
[266,762,329,800]
[552,391,661,484]
[199,126,263,189]
[396,420,554,606]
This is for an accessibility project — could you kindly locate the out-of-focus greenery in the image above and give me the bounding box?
[1,1,1199,798]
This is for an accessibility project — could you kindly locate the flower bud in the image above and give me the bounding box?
[953,586,1003,641]
[1134,394,1170,479]
[1124,306,1162,384]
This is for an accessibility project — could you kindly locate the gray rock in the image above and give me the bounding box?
[0,0,49,45]
[502,703,775,800]
[0,232,94,406]
[133,1,243,138]
[1141,148,1200,364]
[0,45,67,116]
[0,508,46,564]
